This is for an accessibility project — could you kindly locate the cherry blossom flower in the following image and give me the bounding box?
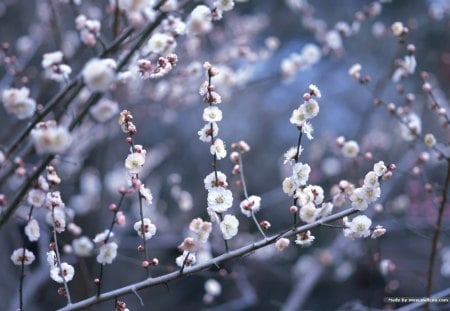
[203,106,223,122]
[207,187,233,213]
[186,5,213,35]
[176,251,196,267]
[147,33,177,55]
[349,188,368,211]
[282,177,297,197]
[27,189,46,207]
[50,262,75,283]
[203,171,228,189]
[219,214,239,240]
[295,230,315,247]
[139,184,153,205]
[210,138,227,160]
[10,248,35,265]
[82,58,116,92]
[341,140,360,158]
[41,51,72,82]
[391,21,406,36]
[239,195,262,217]
[399,112,421,141]
[97,242,118,265]
[204,278,222,297]
[299,202,318,223]
[198,122,219,142]
[125,152,146,174]
[31,121,72,154]
[72,236,94,257]
[133,218,157,240]
[90,98,119,122]
[189,218,212,242]
[424,133,436,148]
[292,162,311,186]
[25,219,40,242]
[93,229,114,244]
[2,87,36,119]
[343,215,372,239]
[275,238,290,251]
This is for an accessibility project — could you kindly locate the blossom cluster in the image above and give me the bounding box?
[176,218,213,268]
[198,62,239,244]
[283,85,331,227]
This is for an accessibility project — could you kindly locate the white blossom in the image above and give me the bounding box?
[371,225,386,239]
[82,58,116,92]
[90,98,119,122]
[343,215,372,239]
[140,184,153,204]
[25,219,40,242]
[302,99,320,119]
[342,140,359,158]
[11,248,35,265]
[198,122,219,143]
[189,218,212,242]
[284,146,302,165]
[72,236,94,257]
[349,187,368,211]
[400,113,421,141]
[275,238,290,251]
[210,138,227,160]
[424,133,436,148]
[176,251,196,267]
[391,21,405,36]
[282,177,296,197]
[93,229,114,244]
[373,161,387,177]
[205,278,222,297]
[97,242,118,265]
[46,250,57,267]
[147,33,177,55]
[27,189,46,207]
[219,214,239,240]
[50,262,75,283]
[125,152,145,174]
[186,5,212,35]
[133,218,157,240]
[289,107,307,127]
[2,87,36,119]
[348,63,362,80]
[239,195,262,217]
[308,84,321,98]
[31,122,72,154]
[207,187,233,213]
[203,106,223,122]
[292,162,311,186]
[298,185,324,206]
[203,171,228,189]
[295,230,315,247]
[299,202,318,223]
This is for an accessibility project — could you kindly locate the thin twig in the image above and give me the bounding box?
[425,158,450,310]
[51,206,72,305]
[237,153,266,238]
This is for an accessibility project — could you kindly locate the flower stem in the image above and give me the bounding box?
[238,153,266,238]
[425,158,450,310]
[97,192,127,296]
[18,205,35,310]
[292,127,303,225]
[51,207,72,305]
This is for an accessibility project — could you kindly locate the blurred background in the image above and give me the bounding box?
[1,0,450,310]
